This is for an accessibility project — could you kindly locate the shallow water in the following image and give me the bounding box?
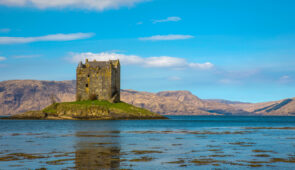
[1,116,295,169]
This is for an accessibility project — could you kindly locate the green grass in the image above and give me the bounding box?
[64,100,154,114]
[41,100,165,119]
[43,103,58,114]
[66,100,143,112]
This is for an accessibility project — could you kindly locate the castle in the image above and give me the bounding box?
[76,59,120,103]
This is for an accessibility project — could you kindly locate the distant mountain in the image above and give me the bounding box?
[227,98,295,116]
[0,80,76,115]
[121,90,250,115]
[0,80,294,116]
[204,99,250,105]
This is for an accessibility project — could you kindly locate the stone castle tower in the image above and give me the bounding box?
[76,59,120,103]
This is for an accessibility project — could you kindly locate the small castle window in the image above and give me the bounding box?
[88,74,90,77]
[86,84,88,87]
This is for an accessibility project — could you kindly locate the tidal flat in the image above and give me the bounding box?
[1,116,295,169]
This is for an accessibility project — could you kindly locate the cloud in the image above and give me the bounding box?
[70,52,213,69]
[0,33,94,44]
[0,28,10,33]
[139,34,194,41]
[189,62,214,69]
[0,56,6,61]
[0,0,148,11]
[71,52,143,65]
[153,16,181,24]
[144,56,187,67]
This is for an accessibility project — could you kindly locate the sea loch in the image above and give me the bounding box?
[1,116,295,169]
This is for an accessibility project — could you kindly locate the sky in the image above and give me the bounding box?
[0,0,294,102]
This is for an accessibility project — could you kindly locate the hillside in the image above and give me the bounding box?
[0,80,75,115]
[228,98,295,116]
[0,80,294,116]
[121,90,249,115]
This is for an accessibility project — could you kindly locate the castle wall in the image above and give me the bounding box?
[76,60,120,103]
[111,61,120,102]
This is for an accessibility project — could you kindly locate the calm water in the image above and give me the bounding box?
[1,116,295,169]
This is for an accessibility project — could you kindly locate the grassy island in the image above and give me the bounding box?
[8,100,167,120]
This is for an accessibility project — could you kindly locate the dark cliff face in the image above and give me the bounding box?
[0,80,294,116]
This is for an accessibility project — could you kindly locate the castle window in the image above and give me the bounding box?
[88,74,90,77]
[86,84,88,87]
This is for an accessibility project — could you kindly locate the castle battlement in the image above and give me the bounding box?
[76,59,120,103]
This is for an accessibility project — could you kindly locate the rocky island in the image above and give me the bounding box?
[9,100,166,120]
[4,59,166,120]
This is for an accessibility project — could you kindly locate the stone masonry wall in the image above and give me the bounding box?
[76,60,120,103]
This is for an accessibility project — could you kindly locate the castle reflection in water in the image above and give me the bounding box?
[73,122,122,169]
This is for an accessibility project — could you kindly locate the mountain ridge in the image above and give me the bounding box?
[0,80,294,116]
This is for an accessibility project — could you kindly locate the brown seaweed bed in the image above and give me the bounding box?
[127,130,254,134]
[1,148,295,168]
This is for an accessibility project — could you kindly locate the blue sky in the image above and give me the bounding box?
[0,0,294,102]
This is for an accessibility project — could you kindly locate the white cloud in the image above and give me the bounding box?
[0,28,10,33]
[0,0,147,11]
[70,52,213,69]
[189,62,214,69]
[153,16,181,24]
[71,52,143,65]
[0,56,6,61]
[144,56,187,67]
[0,33,94,44]
[139,34,194,41]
